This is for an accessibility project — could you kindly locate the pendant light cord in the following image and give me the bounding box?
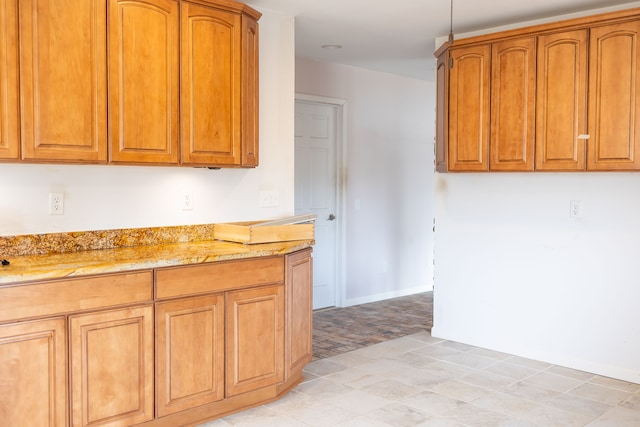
[448,0,454,44]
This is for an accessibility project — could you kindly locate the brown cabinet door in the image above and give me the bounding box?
[490,37,536,171]
[536,30,588,171]
[19,0,107,162]
[181,2,241,166]
[588,21,640,170]
[0,318,67,427]
[448,44,491,171]
[285,249,313,378]
[435,49,449,172]
[108,0,179,164]
[0,0,19,160]
[155,295,225,417]
[70,306,154,427]
[226,285,284,396]
[241,14,259,167]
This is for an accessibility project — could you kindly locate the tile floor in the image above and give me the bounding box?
[199,331,640,426]
[312,292,433,360]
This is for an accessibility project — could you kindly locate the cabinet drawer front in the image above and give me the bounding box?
[155,256,284,299]
[0,271,153,323]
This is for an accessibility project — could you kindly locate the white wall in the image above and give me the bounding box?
[295,58,435,306]
[432,4,640,384]
[0,10,295,236]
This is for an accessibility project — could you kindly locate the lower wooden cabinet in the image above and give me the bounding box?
[155,294,225,417]
[285,249,313,377]
[226,284,284,396]
[69,306,154,427]
[0,318,67,427]
[0,249,312,427]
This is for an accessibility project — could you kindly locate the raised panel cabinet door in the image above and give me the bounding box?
[588,21,640,170]
[0,318,67,427]
[109,0,179,164]
[490,37,536,171]
[536,30,588,171]
[181,2,241,166]
[0,0,19,160]
[241,13,259,167]
[448,44,491,171]
[435,48,449,172]
[155,294,225,417]
[70,306,154,427]
[226,284,284,396]
[19,0,107,162]
[284,249,313,379]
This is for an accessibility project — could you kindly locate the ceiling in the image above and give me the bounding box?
[246,0,640,81]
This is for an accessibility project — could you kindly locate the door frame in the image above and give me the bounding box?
[294,93,347,308]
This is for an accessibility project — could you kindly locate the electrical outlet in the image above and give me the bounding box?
[49,192,64,215]
[569,200,582,219]
[182,192,194,210]
[259,190,280,207]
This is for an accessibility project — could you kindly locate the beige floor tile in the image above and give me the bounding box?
[483,361,540,381]
[470,392,542,417]
[429,379,493,402]
[285,400,359,427]
[440,351,501,370]
[568,382,632,405]
[322,388,395,414]
[296,377,355,400]
[303,357,349,377]
[441,402,516,426]
[523,370,586,392]
[459,371,515,390]
[503,381,560,401]
[506,356,553,371]
[197,331,640,427]
[520,405,593,427]
[588,375,640,393]
[400,390,466,415]
[542,392,612,419]
[546,365,596,381]
[365,403,435,427]
[361,378,423,401]
[585,406,640,427]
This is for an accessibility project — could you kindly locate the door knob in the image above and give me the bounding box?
[328,214,336,221]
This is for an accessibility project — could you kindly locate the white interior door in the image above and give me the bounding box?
[295,99,338,309]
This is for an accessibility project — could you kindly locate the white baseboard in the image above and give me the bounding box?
[341,284,432,308]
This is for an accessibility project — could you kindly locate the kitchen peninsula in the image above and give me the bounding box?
[0,224,313,427]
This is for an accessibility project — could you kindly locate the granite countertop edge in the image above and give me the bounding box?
[0,239,314,285]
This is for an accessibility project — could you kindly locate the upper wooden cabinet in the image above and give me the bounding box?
[181,2,241,166]
[490,37,536,171]
[241,14,259,167]
[109,0,180,165]
[0,0,260,167]
[435,49,449,172]
[536,30,589,171]
[0,0,19,160]
[447,44,491,171]
[19,0,108,163]
[588,21,640,170]
[435,7,640,172]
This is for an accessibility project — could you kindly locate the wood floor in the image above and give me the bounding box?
[312,291,433,360]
